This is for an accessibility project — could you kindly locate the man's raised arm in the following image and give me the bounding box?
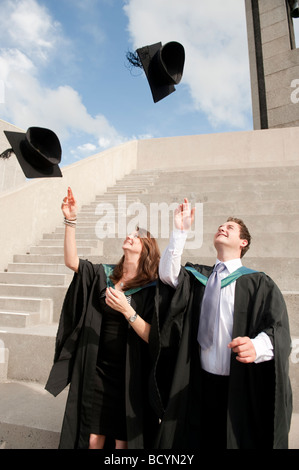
[159,198,195,287]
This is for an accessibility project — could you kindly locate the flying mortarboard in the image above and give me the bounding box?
[0,126,62,178]
[136,41,185,103]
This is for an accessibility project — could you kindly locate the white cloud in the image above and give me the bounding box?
[0,0,256,167]
[0,0,126,162]
[0,0,63,63]
[1,71,124,152]
[124,0,252,129]
[0,49,35,80]
[77,143,97,152]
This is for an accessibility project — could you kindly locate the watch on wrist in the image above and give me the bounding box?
[128,312,138,323]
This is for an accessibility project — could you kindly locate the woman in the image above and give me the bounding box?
[45,187,160,449]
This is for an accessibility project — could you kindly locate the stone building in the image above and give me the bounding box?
[245,0,299,129]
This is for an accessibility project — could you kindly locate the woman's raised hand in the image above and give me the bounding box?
[61,187,77,220]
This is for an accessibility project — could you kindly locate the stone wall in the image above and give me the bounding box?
[0,120,26,194]
[245,0,299,129]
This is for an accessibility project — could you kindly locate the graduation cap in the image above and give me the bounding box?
[0,126,62,178]
[135,41,185,103]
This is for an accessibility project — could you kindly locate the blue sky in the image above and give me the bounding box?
[0,0,298,167]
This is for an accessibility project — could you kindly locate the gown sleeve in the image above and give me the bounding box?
[45,259,100,396]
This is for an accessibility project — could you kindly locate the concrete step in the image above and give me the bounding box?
[11,252,98,267]
[0,311,41,328]
[0,348,9,383]
[89,195,131,206]
[106,187,149,194]
[290,335,299,424]
[0,297,53,327]
[152,185,299,198]
[28,246,95,255]
[152,166,299,180]
[0,272,69,287]
[107,180,151,186]
[151,179,299,192]
[6,263,69,275]
[0,296,51,314]
[95,194,141,201]
[52,215,299,236]
[0,381,67,449]
[54,225,99,233]
[152,174,299,188]
[80,207,130,214]
[134,165,299,175]
[130,193,299,207]
[282,293,299,336]
[0,285,67,322]
[73,213,105,220]
[79,199,299,216]
[73,214,127,222]
[42,233,99,241]
[85,189,299,204]
[13,254,80,264]
[158,189,299,202]
[109,184,155,191]
[114,174,157,181]
[0,324,58,383]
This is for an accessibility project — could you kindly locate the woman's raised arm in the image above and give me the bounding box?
[62,187,79,273]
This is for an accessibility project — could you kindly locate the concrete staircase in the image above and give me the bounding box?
[0,165,298,448]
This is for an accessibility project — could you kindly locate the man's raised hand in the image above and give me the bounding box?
[174,198,195,231]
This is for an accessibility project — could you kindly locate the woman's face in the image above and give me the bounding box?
[122,230,143,256]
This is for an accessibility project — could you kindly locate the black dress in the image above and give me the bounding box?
[90,297,129,440]
[46,260,158,448]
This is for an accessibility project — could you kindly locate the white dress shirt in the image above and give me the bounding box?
[159,230,274,376]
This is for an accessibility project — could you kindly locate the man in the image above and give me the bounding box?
[149,199,292,449]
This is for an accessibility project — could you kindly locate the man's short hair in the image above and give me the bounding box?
[227,217,251,258]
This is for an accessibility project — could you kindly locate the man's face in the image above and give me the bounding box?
[213,221,247,254]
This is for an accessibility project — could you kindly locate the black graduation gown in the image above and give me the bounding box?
[45,259,158,449]
[149,263,293,449]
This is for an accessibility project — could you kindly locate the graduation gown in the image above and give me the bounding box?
[45,259,157,449]
[149,262,293,449]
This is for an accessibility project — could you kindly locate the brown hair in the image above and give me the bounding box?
[226,217,251,258]
[110,227,160,290]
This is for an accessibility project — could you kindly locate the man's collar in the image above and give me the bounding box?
[216,258,242,274]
